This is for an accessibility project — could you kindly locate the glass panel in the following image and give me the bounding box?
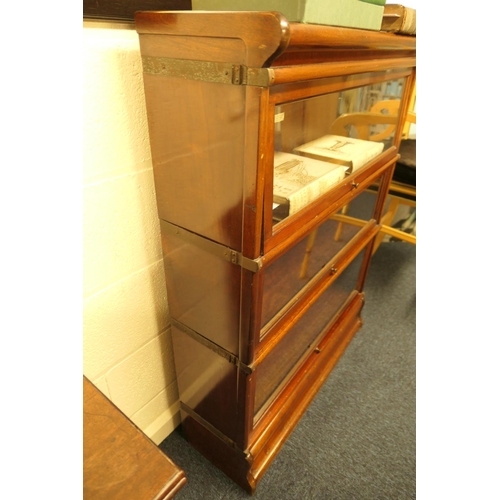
[273,78,404,223]
[254,249,367,418]
[261,189,378,330]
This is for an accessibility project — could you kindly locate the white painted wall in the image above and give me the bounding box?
[83,21,180,444]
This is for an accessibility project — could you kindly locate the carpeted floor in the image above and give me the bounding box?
[159,240,416,499]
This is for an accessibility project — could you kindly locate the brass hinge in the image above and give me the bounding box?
[161,220,263,273]
[171,318,254,375]
[142,56,273,87]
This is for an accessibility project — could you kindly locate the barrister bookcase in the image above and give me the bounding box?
[135,11,416,494]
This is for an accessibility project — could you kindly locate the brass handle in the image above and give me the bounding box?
[330,267,338,275]
[351,181,359,189]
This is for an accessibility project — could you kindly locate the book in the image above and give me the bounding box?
[381,4,416,35]
[293,135,384,175]
[273,151,345,219]
[191,0,385,31]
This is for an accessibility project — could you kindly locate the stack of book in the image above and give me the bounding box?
[273,152,345,219]
[293,135,384,175]
[273,135,383,219]
[381,4,416,35]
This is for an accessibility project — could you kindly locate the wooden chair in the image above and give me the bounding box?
[330,99,416,248]
[299,100,416,278]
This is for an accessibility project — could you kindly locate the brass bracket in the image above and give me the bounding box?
[171,318,254,375]
[161,220,263,273]
[142,56,273,87]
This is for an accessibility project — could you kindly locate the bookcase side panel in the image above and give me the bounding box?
[171,325,248,448]
[161,226,242,355]
[142,74,247,250]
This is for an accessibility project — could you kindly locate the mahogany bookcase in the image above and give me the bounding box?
[135,11,416,494]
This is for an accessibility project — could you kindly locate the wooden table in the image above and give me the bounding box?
[83,376,186,499]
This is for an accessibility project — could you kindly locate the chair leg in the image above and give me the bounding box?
[380,224,416,244]
[400,208,416,232]
[334,204,349,241]
[299,228,318,279]
[388,208,416,242]
[372,197,400,254]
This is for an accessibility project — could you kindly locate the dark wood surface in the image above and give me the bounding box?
[170,325,248,449]
[83,0,191,21]
[83,376,186,499]
[161,224,242,355]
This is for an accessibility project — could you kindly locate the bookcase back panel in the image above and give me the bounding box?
[254,247,367,419]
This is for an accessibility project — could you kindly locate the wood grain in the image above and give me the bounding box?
[83,377,186,499]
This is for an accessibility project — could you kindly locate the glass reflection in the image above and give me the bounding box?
[273,78,404,223]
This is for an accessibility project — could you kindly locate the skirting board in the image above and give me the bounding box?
[144,402,182,445]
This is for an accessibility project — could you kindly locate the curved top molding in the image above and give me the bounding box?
[134,11,416,69]
[287,22,416,52]
[134,11,291,68]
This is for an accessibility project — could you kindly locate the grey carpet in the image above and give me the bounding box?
[159,240,416,499]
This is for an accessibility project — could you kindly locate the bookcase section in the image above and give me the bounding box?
[136,10,416,494]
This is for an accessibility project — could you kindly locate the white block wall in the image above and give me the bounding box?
[83,21,180,444]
